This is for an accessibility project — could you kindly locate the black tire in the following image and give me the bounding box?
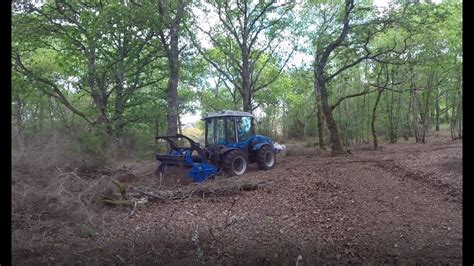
[256,145,276,170]
[222,150,248,176]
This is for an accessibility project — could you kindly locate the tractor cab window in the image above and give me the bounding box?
[206,118,225,146]
[237,116,253,142]
[226,118,236,143]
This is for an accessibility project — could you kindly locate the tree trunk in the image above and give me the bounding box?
[388,90,396,143]
[241,41,252,113]
[444,90,450,124]
[158,0,185,136]
[450,90,456,140]
[457,93,462,139]
[458,100,462,139]
[365,93,370,142]
[344,101,353,146]
[395,87,402,141]
[372,89,383,149]
[404,93,411,141]
[411,88,420,143]
[435,87,440,131]
[314,77,326,150]
[166,52,179,135]
[421,90,431,144]
[315,75,345,154]
[91,82,112,135]
[457,71,462,139]
[99,84,112,135]
[421,73,433,144]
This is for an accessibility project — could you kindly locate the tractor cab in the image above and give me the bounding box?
[203,110,254,147]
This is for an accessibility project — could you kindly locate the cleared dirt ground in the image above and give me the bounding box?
[12,135,462,265]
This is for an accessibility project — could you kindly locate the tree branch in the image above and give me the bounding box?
[330,88,377,111]
[13,52,96,125]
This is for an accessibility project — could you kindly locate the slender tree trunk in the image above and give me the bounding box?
[411,88,420,143]
[457,92,462,139]
[365,93,370,143]
[435,88,440,131]
[450,89,456,140]
[444,90,450,124]
[344,101,353,146]
[388,90,396,143]
[372,89,383,149]
[422,90,431,143]
[457,71,462,139]
[421,73,433,143]
[395,87,402,141]
[404,93,411,141]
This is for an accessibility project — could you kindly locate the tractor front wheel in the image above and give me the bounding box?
[256,145,275,170]
[222,150,248,176]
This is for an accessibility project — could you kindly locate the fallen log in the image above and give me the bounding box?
[103,197,148,207]
[103,179,272,206]
[103,199,134,206]
[130,180,271,201]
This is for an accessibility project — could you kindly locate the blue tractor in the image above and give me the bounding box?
[155,110,284,182]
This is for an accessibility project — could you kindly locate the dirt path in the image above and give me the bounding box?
[12,136,462,264]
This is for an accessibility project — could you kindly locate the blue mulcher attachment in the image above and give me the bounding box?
[155,134,218,182]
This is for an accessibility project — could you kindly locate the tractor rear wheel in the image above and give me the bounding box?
[222,150,248,176]
[256,145,275,170]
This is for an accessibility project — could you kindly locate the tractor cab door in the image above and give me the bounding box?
[236,116,253,142]
[205,117,238,147]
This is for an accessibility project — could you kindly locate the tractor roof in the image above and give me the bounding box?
[202,110,253,120]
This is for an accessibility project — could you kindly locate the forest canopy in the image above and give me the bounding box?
[12,0,462,155]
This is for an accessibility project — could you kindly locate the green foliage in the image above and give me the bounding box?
[12,0,462,162]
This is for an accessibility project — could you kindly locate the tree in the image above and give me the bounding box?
[153,0,190,135]
[303,0,412,154]
[188,0,295,113]
[12,2,166,138]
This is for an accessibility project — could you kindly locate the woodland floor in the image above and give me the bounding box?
[12,134,462,265]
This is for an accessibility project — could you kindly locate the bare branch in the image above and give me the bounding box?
[330,88,377,111]
[254,48,295,92]
[185,25,242,91]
